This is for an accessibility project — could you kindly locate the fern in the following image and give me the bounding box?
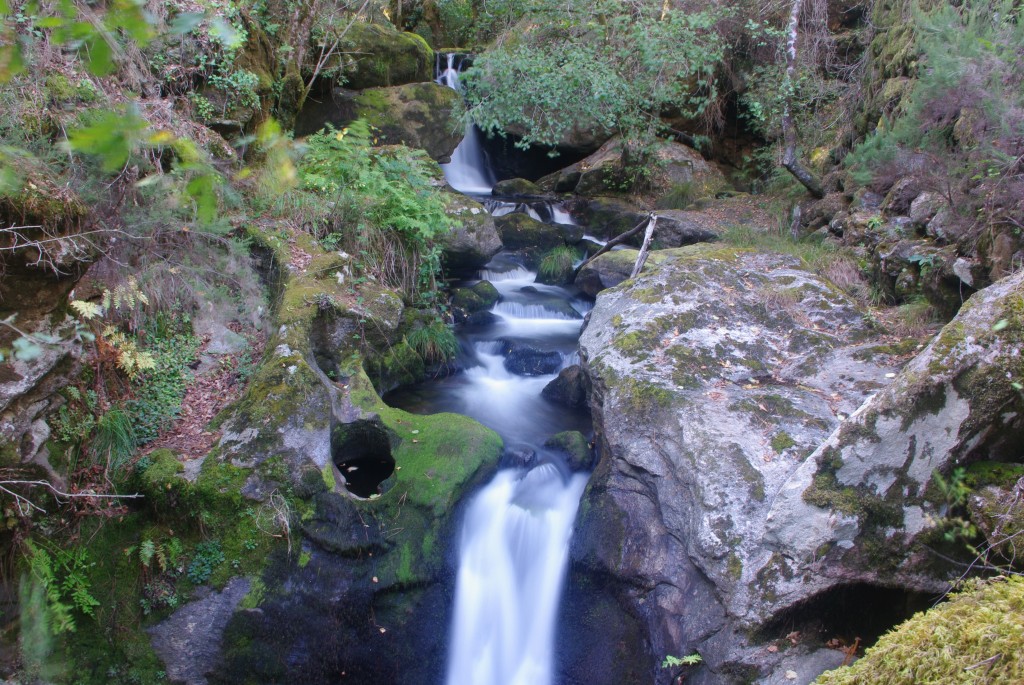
[25,542,99,634]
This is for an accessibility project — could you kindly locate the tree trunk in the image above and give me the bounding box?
[781,0,825,199]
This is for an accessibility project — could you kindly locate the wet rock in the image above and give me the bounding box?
[503,344,563,376]
[450,280,500,322]
[149,577,251,685]
[492,178,544,197]
[555,222,585,244]
[440,194,503,275]
[541,365,591,407]
[576,243,907,680]
[494,212,564,253]
[574,197,648,241]
[544,431,592,471]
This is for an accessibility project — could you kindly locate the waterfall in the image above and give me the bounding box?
[437,53,496,194]
[445,465,588,685]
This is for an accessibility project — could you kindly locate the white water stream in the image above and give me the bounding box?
[437,54,495,194]
[392,59,594,684]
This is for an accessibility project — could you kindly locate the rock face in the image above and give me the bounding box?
[766,267,1024,587]
[573,244,1024,682]
[573,243,910,682]
[198,231,504,685]
[353,83,465,163]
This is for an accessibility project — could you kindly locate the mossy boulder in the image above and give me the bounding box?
[353,83,465,163]
[544,431,592,471]
[544,136,729,199]
[492,177,544,197]
[493,212,564,255]
[574,248,643,297]
[439,193,503,276]
[541,364,590,407]
[450,280,500,322]
[815,578,1024,685]
[576,243,908,679]
[339,22,433,90]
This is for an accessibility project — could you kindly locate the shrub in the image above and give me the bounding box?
[186,541,224,585]
[299,120,453,301]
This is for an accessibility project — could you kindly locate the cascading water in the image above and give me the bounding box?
[437,54,496,194]
[386,205,593,685]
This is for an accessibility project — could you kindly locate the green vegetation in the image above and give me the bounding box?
[406,319,460,364]
[461,0,726,153]
[815,577,1024,685]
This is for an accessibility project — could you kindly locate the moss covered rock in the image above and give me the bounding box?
[339,22,433,90]
[353,83,464,162]
[440,193,503,276]
[492,177,544,197]
[493,211,564,255]
[544,431,592,471]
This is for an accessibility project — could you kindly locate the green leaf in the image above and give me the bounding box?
[185,173,218,223]
[68,109,148,172]
[0,41,25,84]
[12,336,44,361]
[210,17,243,49]
[168,12,205,35]
[84,35,114,76]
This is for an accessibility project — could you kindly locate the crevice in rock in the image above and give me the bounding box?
[331,418,396,498]
[755,583,936,649]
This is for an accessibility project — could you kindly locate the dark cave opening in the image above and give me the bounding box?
[332,419,396,498]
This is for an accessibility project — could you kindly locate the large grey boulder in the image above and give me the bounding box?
[539,136,729,198]
[574,243,905,681]
[574,245,1024,682]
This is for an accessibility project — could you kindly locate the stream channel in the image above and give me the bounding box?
[383,53,602,685]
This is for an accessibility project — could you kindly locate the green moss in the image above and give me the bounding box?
[321,462,337,491]
[239,578,266,610]
[963,461,1024,489]
[348,370,502,517]
[815,577,1024,685]
[298,550,311,568]
[137,448,188,513]
[727,553,743,581]
[771,431,797,453]
[804,471,902,528]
